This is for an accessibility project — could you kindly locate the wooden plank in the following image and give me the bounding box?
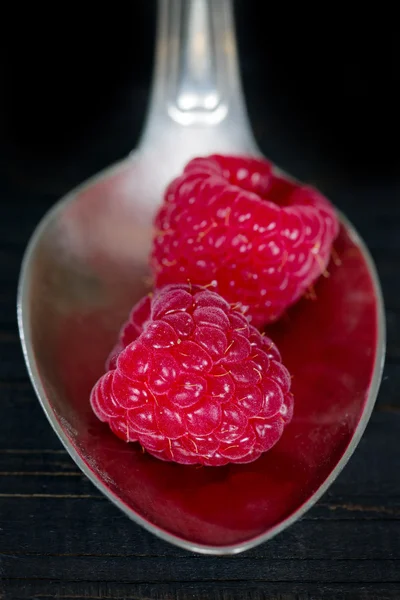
[0,444,75,473]
[377,363,400,411]
[0,384,61,450]
[1,580,399,600]
[0,248,23,286]
[385,311,400,361]
[1,553,399,583]
[0,494,399,560]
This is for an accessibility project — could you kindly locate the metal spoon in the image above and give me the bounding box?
[18,0,385,555]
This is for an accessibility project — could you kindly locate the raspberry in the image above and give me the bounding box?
[151,154,339,327]
[91,284,294,466]
[106,293,152,371]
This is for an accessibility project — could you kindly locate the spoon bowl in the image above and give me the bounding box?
[18,0,385,554]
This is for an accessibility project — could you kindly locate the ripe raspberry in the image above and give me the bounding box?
[151,154,339,328]
[91,284,294,467]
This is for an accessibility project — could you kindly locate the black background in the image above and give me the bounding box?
[2,2,398,180]
[0,2,399,599]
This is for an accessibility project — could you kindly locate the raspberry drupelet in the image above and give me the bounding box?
[90,284,294,467]
[151,154,339,328]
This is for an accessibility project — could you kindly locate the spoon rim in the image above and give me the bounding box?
[17,157,386,555]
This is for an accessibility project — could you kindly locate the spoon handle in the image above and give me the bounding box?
[138,0,259,156]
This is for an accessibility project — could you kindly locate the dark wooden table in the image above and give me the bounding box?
[1,9,399,597]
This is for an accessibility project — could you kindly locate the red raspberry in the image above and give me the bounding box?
[91,284,294,467]
[151,154,339,328]
[106,293,153,372]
